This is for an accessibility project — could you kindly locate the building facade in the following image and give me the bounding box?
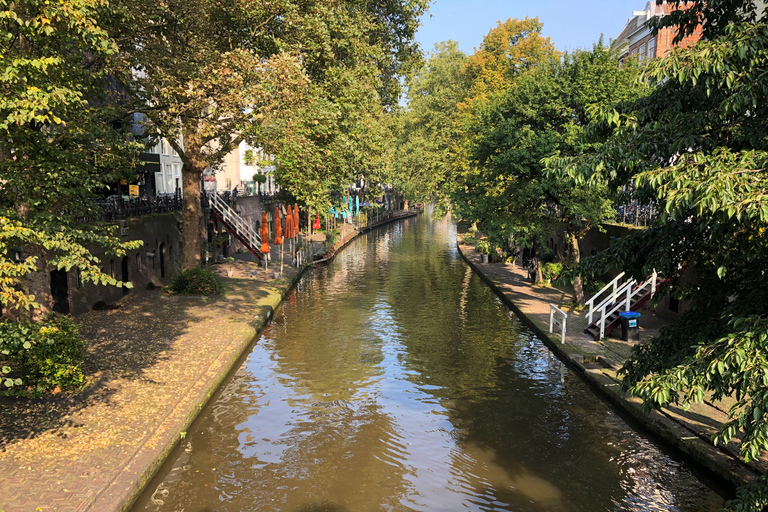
[612,1,702,63]
[215,141,278,196]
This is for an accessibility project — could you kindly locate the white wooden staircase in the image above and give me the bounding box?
[584,271,658,341]
[208,193,263,260]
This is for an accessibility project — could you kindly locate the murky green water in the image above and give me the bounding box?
[132,211,726,512]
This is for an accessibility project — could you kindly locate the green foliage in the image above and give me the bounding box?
[545,10,768,506]
[540,262,563,282]
[252,173,267,184]
[323,229,340,252]
[393,41,469,204]
[0,0,144,315]
[0,218,139,314]
[584,279,607,296]
[452,40,641,253]
[474,239,491,255]
[0,316,85,391]
[725,472,768,512]
[168,268,224,296]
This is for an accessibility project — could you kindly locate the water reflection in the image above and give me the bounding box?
[132,211,725,512]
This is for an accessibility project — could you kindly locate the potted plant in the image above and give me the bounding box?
[225,256,235,277]
[475,240,491,264]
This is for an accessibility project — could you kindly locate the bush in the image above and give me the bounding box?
[584,279,608,296]
[168,267,225,296]
[323,228,340,251]
[0,316,85,391]
[541,262,564,282]
[475,239,491,255]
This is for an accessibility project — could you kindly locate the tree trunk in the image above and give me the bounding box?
[533,240,543,283]
[24,245,53,321]
[569,232,584,305]
[13,201,53,321]
[181,164,203,270]
[535,255,543,283]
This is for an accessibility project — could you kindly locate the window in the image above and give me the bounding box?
[155,172,164,194]
[165,164,173,193]
[639,44,646,62]
[648,38,656,59]
[173,164,181,194]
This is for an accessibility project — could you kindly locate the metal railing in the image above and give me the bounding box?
[208,192,262,255]
[587,271,658,339]
[615,203,659,227]
[549,303,568,344]
[77,194,183,223]
[542,201,659,228]
[586,272,626,325]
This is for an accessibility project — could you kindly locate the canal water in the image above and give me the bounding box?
[132,211,726,512]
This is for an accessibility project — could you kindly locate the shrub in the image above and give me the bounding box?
[323,228,340,251]
[584,279,608,296]
[475,239,491,255]
[541,262,564,282]
[168,267,225,296]
[0,316,85,391]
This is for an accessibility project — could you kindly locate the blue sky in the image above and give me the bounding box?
[416,0,644,55]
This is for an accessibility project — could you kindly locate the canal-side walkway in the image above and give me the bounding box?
[456,232,768,490]
[0,212,415,512]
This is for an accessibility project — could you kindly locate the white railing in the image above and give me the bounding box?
[209,193,261,254]
[586,271,626,324]
[549,303,568,344]
[594,271,657,339]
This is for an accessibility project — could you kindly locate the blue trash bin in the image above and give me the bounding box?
[619,311,641,342]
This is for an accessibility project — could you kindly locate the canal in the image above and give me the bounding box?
[132,211,726,512]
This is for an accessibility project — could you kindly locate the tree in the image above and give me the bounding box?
[451,41,640,300]
[451,18,558,193]
[114,0,294,269]
[547,5,768,507]
[0,0,143,389]
[393,41,469,207]
[0,0,141,319]
[118,0,426,263]
[254,0,428,215]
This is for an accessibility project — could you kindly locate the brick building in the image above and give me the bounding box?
[612,1,702,63]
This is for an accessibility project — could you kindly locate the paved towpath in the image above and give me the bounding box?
[0,242,304,512]
[457,231,767,490]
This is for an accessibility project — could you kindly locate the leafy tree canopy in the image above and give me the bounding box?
[392,41,469,205]
[547,8,768,508]
[0,0,141,318]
